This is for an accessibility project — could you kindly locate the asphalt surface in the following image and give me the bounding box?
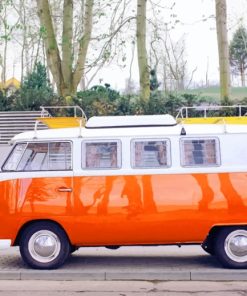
[0,280,247,295]
[1,245,247,281]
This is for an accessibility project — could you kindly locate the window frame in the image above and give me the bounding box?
[81,139,122,170]
[180,137,221,167]
[2,141,73,172]
[131,138,171,169]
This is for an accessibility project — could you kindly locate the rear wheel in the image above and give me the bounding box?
[19,222,70,269]
[215,227,247,269]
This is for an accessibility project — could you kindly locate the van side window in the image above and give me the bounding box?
[3,142,72,171]
[83,141,120,169]
[49,142,72,170]
[132,139,170,168]
[181,138,220,166]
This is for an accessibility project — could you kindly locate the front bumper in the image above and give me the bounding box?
[0,239,11,249]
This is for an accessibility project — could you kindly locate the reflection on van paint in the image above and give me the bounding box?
[1,173,247,246]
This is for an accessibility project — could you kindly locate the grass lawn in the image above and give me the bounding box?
[186,86,247,102]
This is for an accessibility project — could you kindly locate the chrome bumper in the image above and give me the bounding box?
[0,239,11,249]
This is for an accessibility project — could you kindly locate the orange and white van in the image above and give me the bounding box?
[1,106,247,269]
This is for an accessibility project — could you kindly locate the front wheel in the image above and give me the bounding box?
[215,227,247,269]
[19,222,70,269]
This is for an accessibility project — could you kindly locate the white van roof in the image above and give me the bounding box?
[85,115,177,128]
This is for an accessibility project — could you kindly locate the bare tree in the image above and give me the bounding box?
[150,28,195,93]
[84,0,135,89]
[0,0,20,83]
[12,0,43,81]
[215,0,230,101]
[137,0,150,102]
[36,0,94,97]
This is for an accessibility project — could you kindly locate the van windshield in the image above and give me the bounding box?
[2,143,27,171]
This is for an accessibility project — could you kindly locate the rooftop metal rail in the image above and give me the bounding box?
[37,106,87,131]
[176,105,247,120]
[40,106,87,120]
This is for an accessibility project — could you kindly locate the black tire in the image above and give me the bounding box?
[19,221,70,269]
[215,227,247,269]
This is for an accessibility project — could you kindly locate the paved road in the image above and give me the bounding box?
[0,280,247,295]
[1,245,247,281]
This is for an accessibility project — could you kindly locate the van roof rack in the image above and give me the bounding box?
[176,105,247,124]
[37,106,87,129]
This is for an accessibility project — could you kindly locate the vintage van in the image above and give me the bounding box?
[1,107,247,269]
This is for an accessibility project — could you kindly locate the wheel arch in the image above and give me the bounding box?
[202,224,247,254]
[202,225,221,254]
[13,219,72,246]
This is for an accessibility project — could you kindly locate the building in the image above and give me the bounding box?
[0,77,21,95]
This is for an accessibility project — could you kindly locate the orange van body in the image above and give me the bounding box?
[0,172,246,246]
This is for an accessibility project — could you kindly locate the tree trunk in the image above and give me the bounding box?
[72,0,93,92]
[62,0,73,95]
[240,64,245,87]
[2,37,7,84]
[1,5,8,84]
[215,0,231,102]
[36,0,65,96]
[20,0,26,82]
[136,0,150,102]
[36,0,94,97]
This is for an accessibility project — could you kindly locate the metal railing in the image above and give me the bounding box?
[176,105,247,120]
[40,106,87,121]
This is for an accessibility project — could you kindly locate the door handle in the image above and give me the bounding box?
[57,187,73,193]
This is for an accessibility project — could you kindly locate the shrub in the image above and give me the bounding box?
[14,62,60,111]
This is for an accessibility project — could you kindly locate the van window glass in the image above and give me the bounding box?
[181,138,219,166]
[2,143,26,171]
[17,143,48,171]
[49,142,72,170]
[3,142,72,171]
[132,140,169,168]
[84,142,119,169]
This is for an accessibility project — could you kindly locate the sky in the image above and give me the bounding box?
[94,0,247,90]
[5,0,247,91]
[180,0,247,86]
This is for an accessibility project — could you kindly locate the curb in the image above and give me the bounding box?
[0,269,247,281]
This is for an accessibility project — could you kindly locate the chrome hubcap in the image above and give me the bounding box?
[224,230,247,263]
[28,230,61,263]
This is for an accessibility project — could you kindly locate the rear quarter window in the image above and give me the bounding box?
[180,138,220,167]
